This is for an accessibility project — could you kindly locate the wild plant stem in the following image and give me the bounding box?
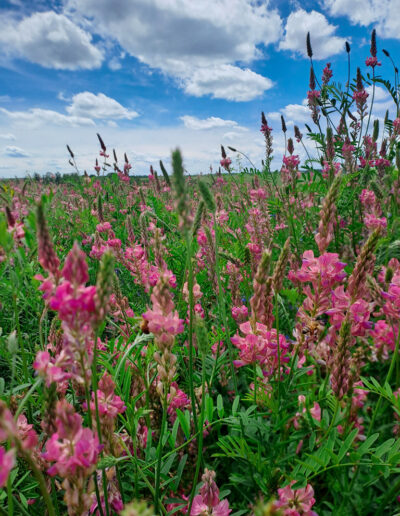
[188,355,206,514]
[342,327,400,509]
[213,214,238,394]
[185,231,199,433]
[154,394,168,514]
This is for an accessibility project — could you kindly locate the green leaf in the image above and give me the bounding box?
[358,433,380,455]
[206,394,214,423]
[338,429,358,462]
[217,394,224,418]
[173,454,188,491]
[375,438,395,459]
[176,409,190,439]
[232,395,240,415]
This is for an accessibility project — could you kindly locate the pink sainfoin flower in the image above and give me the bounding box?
[191,469,231,516]
[366,29,381,68]
[371,320,398,360]
[34,241,109,390]
[290,252,347,358]
[231,305,248,323]
[293,395,321,429]
[96,221,112,233]
[167,382,190,423]
[44,400,101,477]
[231,321,289,375]
[326,287,372,337]
[366,57,381,68]
[43,400,102,515]
[289,251,347,290]
[220,157,232,171]
[143,274,184,396]
[0,447,15,488]
[33,350,72,390]
[94,159,101,174]
[322,62,333,85]
[143,284,184,341]
[85,372,126,444]
[382,272,400,320]
[393,117,400,137]
[360,189,376,210]
[274,481,318,516]
[353,67,368,115]
[307,68,320,124]
[364,213,387,231]
[360,189,387,232]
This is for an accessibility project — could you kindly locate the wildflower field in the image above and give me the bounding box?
[2,31,400,516]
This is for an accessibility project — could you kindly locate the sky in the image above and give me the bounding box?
[0,0,399,177]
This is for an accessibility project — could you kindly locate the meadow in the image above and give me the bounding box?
[1,31,400,515]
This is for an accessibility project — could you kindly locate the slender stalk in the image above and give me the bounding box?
[253,363,257,405]
[91,333,110,516]
[213,214,238,394]
[19,446,56,516]
[188,355,207,514]
[7,474,13,516]
[185,231,199,433]
[364,69,376,138]
[154,394,168,514]
[341,326,400,510]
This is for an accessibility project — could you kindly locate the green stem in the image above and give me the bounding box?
[92,333,110,516]
[364,70,375,140]
[154,394,168,514]
[341,326,400,509]
[20,447,56,516]
[253,363,257,405]
[188,355,207,514]
[213,214,238,394]
[7,474,13,516]
[185,231,199,433]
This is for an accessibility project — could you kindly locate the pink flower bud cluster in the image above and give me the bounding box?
[274,481,318,515]
[231,321,289,376]
[43,400,102,515]
[360,189,387,232]
[191,469,231,516]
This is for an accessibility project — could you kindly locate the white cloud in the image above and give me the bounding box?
[180,115,240,130]
[0,107,95,128]
[65,0,280,100]
[0,92,139,129]
[268,100,310,124]
[0,11,103,69]
[279,9,347,59]
[0,133,16,141]
[4,145,30,158]
[182,65,273,101]
[323,0,400,39]
[66,92,139,120]
[366,85,389,102]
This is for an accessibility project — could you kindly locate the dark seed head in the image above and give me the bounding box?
[306,32,313,58]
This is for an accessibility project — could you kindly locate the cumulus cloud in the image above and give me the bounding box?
[0,92,138,129]
[0,107,95,128]
[180,115,240,130]
[182,65,273,101]
[65,0,280,100]
[0,133,16,141]
[268,100,310,125]
[66,92,139,120]
[323,0,400,39]
[0,11,103,69]
[4,145,30,157]
[279,9,347,59]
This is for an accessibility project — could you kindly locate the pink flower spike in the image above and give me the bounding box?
[0,447,15,488]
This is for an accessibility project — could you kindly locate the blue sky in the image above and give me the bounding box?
[0,0,399,177]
